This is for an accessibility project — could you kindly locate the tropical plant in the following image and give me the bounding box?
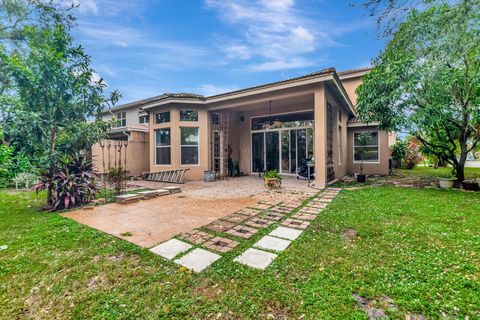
[356,132,372,176]
[390,140,407,167]
[33,155,97,210]
[106,165,127,195]
[356,0,480,182]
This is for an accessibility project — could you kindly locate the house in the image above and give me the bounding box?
[93,67,396,188]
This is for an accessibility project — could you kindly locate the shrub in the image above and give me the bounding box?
[404,137,424,169]
[34,156,97,211]
[390,141,408,162]
[263,170,282,180]
[106,165,127,195]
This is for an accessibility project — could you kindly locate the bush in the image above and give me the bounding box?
[34,156,97,211]
[404,137,423,169]
[263,170,282,180]
[390,141,408,161]
[106,165,127,195]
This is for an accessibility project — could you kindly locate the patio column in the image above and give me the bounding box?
[314,84,327,189]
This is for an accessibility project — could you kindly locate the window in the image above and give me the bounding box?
[212,113,220,125]
[180,110,198,122]
[155,111,170,124]
[115,111,126,127]
[155,128,171,165]
[180,127,199,165]
[139,114,149,124]
[354,131,379,163]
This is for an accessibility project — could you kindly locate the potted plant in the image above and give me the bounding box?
[438,174,456,189]
[356,132,372,183]
[263,170,282,189]
[462,178,479,191]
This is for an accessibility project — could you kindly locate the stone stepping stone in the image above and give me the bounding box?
[221,213,250,223]
[234,248,277,270]
[150,239,192,260]
[179,229,214,244]
[292,212,317,221]
[282,218,310,230]
[137,190,158,199]
[226,225,259,239]
[155,189,170,196]
[262,212,284,221]
[236,208,262,216]
[164,186,182,194]
[244,217,274,229]
[174,248,220,273]
[204,220,236,233]
[116,194,140,204]
[203,236,239,253]
[254,235,291,252]
[269,226,303,241]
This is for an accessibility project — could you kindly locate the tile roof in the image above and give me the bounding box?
[106,67,363,113]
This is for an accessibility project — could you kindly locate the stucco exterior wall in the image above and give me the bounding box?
[326,90,349,180]
[102,106,143,127]
[340,76,363,106]
[347,126,391,175]
[148,107,209,181]
[92,131,149,177]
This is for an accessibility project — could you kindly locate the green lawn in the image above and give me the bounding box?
[1,187,479,319]
[399,165,480,179]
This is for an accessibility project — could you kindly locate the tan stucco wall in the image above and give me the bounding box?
[148,107,209,181]
[347,126,390,175]
[340,76,363,106]
[92,131,149,177]
[326,90,349,181]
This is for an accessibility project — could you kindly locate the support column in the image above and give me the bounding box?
[314,84,327,188]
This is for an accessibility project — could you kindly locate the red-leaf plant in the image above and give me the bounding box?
[34,155,98,211]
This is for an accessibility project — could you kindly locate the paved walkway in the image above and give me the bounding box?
[150,188,341,272]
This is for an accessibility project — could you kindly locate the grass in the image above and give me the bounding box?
[398,165,480,179]
[1,187,479,319]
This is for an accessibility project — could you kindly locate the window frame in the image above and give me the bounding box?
[155,128,171,166]
[180,110,198,122]
[155,111,170,124]
[139,114,149,124]
[353,131,380,164]
[180,127,200,166]
[115,111,126,127]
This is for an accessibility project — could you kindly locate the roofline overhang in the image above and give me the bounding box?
[347,121,380,128]
[141,71,356,116]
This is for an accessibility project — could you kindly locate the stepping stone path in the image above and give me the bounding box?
[179,229,214,244]
[234,248,277,270]
[150,188,341,273]
[254,235,292,252]
[174,248,220,273]
[282,218,310,230]
[150,239,192,260]
[203,236,239,253]
[269,226,303,241]
[226,225,259,239]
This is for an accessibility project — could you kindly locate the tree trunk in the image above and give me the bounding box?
[47,126,57,205]
[455,137,468,182]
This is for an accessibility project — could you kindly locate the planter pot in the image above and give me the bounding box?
[204,171,216,182]
[438,177,455,189]
[356,174,366,183]
[462,181,479,191]
[264,178,281,189]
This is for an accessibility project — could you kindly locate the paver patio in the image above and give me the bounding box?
[203,236,239,253]
[226,225,259,239]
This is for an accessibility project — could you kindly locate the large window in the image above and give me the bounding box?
[180,110,198,122]
[180,127,199,165]
[155,128,171,165]
[354,131,379,163]
[155,111,170,124]
[115,111,126,127]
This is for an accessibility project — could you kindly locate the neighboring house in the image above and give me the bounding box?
[93,67,396,188]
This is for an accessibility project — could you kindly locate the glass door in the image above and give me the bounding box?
[265,131,279,171]
[252,132,264,172]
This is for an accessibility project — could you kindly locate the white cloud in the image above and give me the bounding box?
[249,58,315,72]
[196,84,239,96]
[74,0,99,15]
[205,0,324,71]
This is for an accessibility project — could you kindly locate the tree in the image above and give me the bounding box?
[1,23,119,204]
[356,0,480,182]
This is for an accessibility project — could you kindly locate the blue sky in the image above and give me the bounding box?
[71,0,386,104]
